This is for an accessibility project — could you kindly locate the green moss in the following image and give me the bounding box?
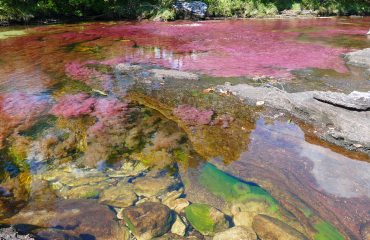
[83,189,100,199]
[185,203,215,235]
[173,149,188,162]
[314,221,344,240]
[0,30,27,40]
[199,163,279,213]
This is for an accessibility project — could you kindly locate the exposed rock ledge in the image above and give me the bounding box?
[220,84,370,154]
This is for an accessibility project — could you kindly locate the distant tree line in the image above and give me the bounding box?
[1,0,369,22]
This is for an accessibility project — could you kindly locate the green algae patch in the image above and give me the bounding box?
[185,204,215,235]
[199,163,279,213]
[314,221,344,240]
[0,30,28,40]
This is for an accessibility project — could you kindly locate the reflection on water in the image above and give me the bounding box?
[302,144,370,199]
[214,118,369,239]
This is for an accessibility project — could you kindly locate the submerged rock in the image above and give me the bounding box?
[252,214,308,240]
[32,228,82,240]
[213,226,257,240]
[184,203,229,236]
[121,202,174,240]
[173,105,214,126]
[133,175,179,198]
[99,183,137,208]
[153,233,187,240]
[4,199,126,240]
[313,91,370,111]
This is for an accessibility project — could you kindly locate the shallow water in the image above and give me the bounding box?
[0,18,369,239]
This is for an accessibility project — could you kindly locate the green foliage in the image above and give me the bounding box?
[0,0,369,22]
[205,0,370,17]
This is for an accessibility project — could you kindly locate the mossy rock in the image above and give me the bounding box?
[184,203,229,236]
[199,163,280,214]
[314,221,344,240]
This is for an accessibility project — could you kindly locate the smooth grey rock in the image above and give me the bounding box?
[344,48,370,68]
[149,69,199,81]
[221,84,370,154]
[313,91,370,110]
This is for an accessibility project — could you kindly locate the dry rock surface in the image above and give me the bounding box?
[221,84,370,154]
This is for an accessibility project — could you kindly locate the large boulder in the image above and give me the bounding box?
[252,214,308,240]
[185,203,229,236]
[121,202,174,240]
[344,48,370,69]
[173,1,208,19]
[213,226,257,240]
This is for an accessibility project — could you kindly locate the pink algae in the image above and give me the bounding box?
[0,92,50,148]
[65,62,100,82]
[92,98,129,121]
[50,93,96,118]
[84,18,369,78]
[174,105,214,125]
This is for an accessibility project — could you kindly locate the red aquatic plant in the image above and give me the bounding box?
[92,97,129,121]
[50,93,96,118]
[65,62,100,82]
[0,92,50,148]
[173,105,214,125]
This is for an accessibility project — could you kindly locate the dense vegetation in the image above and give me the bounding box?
[1,0,369,23]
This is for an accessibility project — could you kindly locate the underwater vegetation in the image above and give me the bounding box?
[199,163,280,213]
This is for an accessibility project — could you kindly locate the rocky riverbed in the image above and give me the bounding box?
[1,18,370,240]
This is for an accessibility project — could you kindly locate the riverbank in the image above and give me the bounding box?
[1,0,370,25]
